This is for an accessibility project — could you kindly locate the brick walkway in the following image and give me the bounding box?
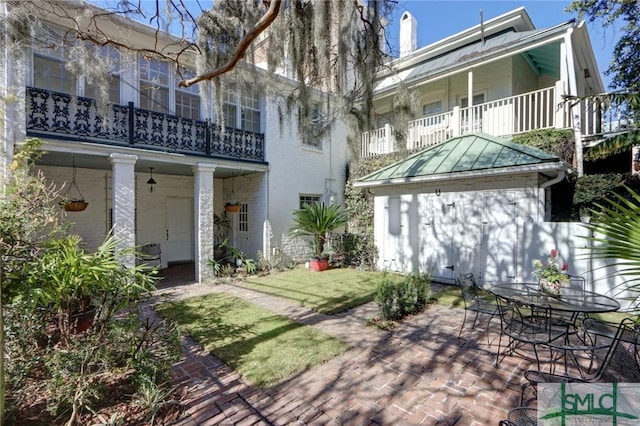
[144,270,534,425]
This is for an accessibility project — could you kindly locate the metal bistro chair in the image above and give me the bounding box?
[494,294,567,370]
[520,317,637,405]
[498,407,537,426]
[455,273,498,342]
[567,274,586,290]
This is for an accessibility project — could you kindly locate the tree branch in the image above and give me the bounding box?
[178,0,282,87]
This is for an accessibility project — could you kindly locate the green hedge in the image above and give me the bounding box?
[374,273,432,321]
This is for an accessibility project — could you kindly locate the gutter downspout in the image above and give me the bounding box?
[564,27,584,177]
[540,169,567,221]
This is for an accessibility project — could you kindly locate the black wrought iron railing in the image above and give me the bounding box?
[25,86,265,162]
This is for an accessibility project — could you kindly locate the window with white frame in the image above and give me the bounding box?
[85,75,121,104]
[223,85,238,128]
[241,88,260,133]
[175,69,200,120]
[299,194,321,210]
[422,100,443,117]
[84,46,121,104]
[222,85,261,132]
[460,93,486,108]
[33,55,76,94]
[139,57,170,113]
[303,103,324,149]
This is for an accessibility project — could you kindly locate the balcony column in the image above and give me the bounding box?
[467,70,473,108]
[109,153,138,268]
[554,81,566,129]
[451,106,461,137]
[193,163,216,282]
[1,0,25,183]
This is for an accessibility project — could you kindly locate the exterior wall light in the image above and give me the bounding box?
[147,167,157,193]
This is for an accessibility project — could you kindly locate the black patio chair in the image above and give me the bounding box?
[567,274,586,290]
[494,294,567,370]
[455,272,498,341]
[520,317,637,404]
[499,407,537,426]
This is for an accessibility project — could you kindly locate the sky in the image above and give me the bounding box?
[384,0,621,89]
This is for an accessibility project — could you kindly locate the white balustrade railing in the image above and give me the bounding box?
[360,84,604,158]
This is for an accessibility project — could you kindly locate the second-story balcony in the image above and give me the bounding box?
[25,87,265,163]
[361,83,618,158]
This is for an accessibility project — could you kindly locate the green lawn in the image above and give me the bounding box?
[155,292,347,387]
[234,266,406,314]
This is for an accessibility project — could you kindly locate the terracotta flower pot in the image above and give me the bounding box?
[72,308,96,333]
[310,257,329,272]
[225,204,241,213]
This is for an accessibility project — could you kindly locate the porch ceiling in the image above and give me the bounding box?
[36,150,261,179]
[521,43,560,78]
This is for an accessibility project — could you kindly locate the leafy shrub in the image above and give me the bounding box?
[1,141,182,424]
[330,232,378,270]
[257,250,296,273]
[374,273,432,321]
[375,276,398,321]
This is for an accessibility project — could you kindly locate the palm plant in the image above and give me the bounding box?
[288,202,348,258]
[582,185,640,310]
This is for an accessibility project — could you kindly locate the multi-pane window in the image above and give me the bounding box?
[460,93,486,108]
[222,85,261,132]
[33,55,76,94]
[238,204,248,233]
[422,101,443,116]
[299,194,321,210]
[223,85,238,128]
[139,58,170,113]
[84,46,121,103]
[241,88,260,133]
[304,103,324,149]
[85,75,121,104]
[175,69,200,119]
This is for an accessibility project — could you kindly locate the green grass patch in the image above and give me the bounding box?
[235,266,406,314]
[155,292,347,387]
[431,285,497,308]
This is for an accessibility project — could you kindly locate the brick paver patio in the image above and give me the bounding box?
[144,268,534,425]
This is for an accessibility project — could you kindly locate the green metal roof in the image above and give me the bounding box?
[356,133,561,184]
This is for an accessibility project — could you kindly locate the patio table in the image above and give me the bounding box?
[489,282,620,315]
[489,283,621,371]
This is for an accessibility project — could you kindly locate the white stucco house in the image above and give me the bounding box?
[354,8,633,304]
[0,1,347,282]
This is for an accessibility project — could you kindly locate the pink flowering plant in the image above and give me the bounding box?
[533,249,570,286]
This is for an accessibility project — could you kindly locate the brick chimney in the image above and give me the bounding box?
[399,11,417,58]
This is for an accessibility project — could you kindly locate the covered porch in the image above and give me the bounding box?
[33,146,267,282]
[361,83,616,158]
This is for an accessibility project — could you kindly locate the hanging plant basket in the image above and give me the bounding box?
[225,204,241,213]
[61,156,88,212]
[61,200,89,212]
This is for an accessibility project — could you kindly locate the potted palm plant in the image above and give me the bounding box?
[288,202,347,271]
